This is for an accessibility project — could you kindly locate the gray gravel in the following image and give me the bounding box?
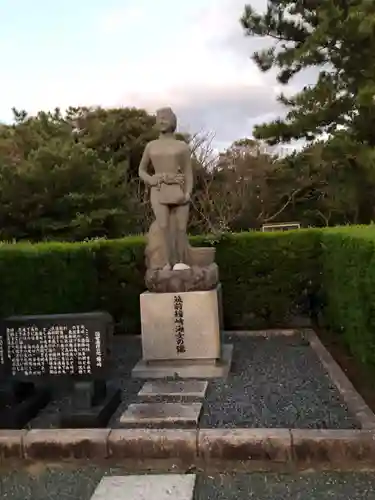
[200,334,360,429]
[2,468,375,500]
[0,464,102,500]
[196,472,375,500]
[28,333,360,429]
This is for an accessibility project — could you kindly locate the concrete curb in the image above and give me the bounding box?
[23,429,110,460]
[1,329,375,470]
[2,428,375,469]
[108,429,197,460]
[198,429,291,463]
[291,429,375,468]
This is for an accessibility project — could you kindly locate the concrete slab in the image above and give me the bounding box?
[138,381,208,399]
[131,343,233,380]
[119,403,202,426]
[90,474,196,500]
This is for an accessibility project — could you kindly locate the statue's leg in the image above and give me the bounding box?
[150,188,172,268]
[174,203,190,266]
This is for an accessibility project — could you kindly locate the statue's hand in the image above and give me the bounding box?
[150,174,163,186]
[162,173,184,185]
[184,192,191,203]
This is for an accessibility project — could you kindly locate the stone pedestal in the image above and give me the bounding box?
[60,381,121,429]
[132,284,232,379]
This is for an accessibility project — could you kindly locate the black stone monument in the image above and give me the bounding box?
[1,311,120,428]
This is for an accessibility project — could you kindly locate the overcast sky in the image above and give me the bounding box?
[0,0,315,151]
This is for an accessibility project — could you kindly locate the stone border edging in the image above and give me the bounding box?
[3,428,375,469]
[226,329,298,337]
[1,328,375,470]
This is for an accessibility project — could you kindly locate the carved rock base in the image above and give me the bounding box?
[145,263,219,293]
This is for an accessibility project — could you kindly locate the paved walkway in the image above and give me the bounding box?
[2,467,375,499]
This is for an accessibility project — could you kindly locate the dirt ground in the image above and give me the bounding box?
[314,325,375,416]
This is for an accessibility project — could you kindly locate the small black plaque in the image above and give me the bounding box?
[1,312,113,381]
[0,312,118,429]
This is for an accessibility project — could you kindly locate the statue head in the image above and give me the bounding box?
[155,107,177,134]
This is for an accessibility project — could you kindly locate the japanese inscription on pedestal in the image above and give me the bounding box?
[173,295,186,354]
[0,335,4,368]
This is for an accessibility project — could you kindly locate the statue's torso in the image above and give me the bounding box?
[148,138,188,174]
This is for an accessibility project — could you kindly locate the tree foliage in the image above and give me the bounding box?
[0,107,154,241]
[241,0,375,145]
[1,101,375,242]
[241,0,375,223]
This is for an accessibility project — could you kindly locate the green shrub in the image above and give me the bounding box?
[321,227,375,367]
[94,237,145,333]
[0,230,322,331]
[0,241,99,317]
[212,230,322,328]
[4,226,375,371]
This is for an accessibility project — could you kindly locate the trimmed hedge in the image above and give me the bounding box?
[94,237,145,332]
[0,242,99,316]
[3,225,375,362]
[200,230,321,329]
[3,226,375,369]
[0,230,321,332]
[320,227,375,367]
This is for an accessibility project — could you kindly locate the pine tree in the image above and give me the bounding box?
[241,1,375,146]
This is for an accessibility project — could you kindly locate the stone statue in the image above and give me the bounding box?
[139,107,218,293]
[139,107,192,271]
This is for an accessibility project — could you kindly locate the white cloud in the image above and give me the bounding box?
[100,5,145,33]
[1,0,292,147]
[104,0,281,143]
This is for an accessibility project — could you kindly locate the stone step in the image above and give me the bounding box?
[119,402,202,426]
[137,380,208,400]
[90,474,196,500]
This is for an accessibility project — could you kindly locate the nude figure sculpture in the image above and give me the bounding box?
[139,107,193,270]
[139,107,218,292]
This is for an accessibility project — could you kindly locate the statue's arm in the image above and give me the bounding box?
[182,145,193,197]
[138,144,156,186]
